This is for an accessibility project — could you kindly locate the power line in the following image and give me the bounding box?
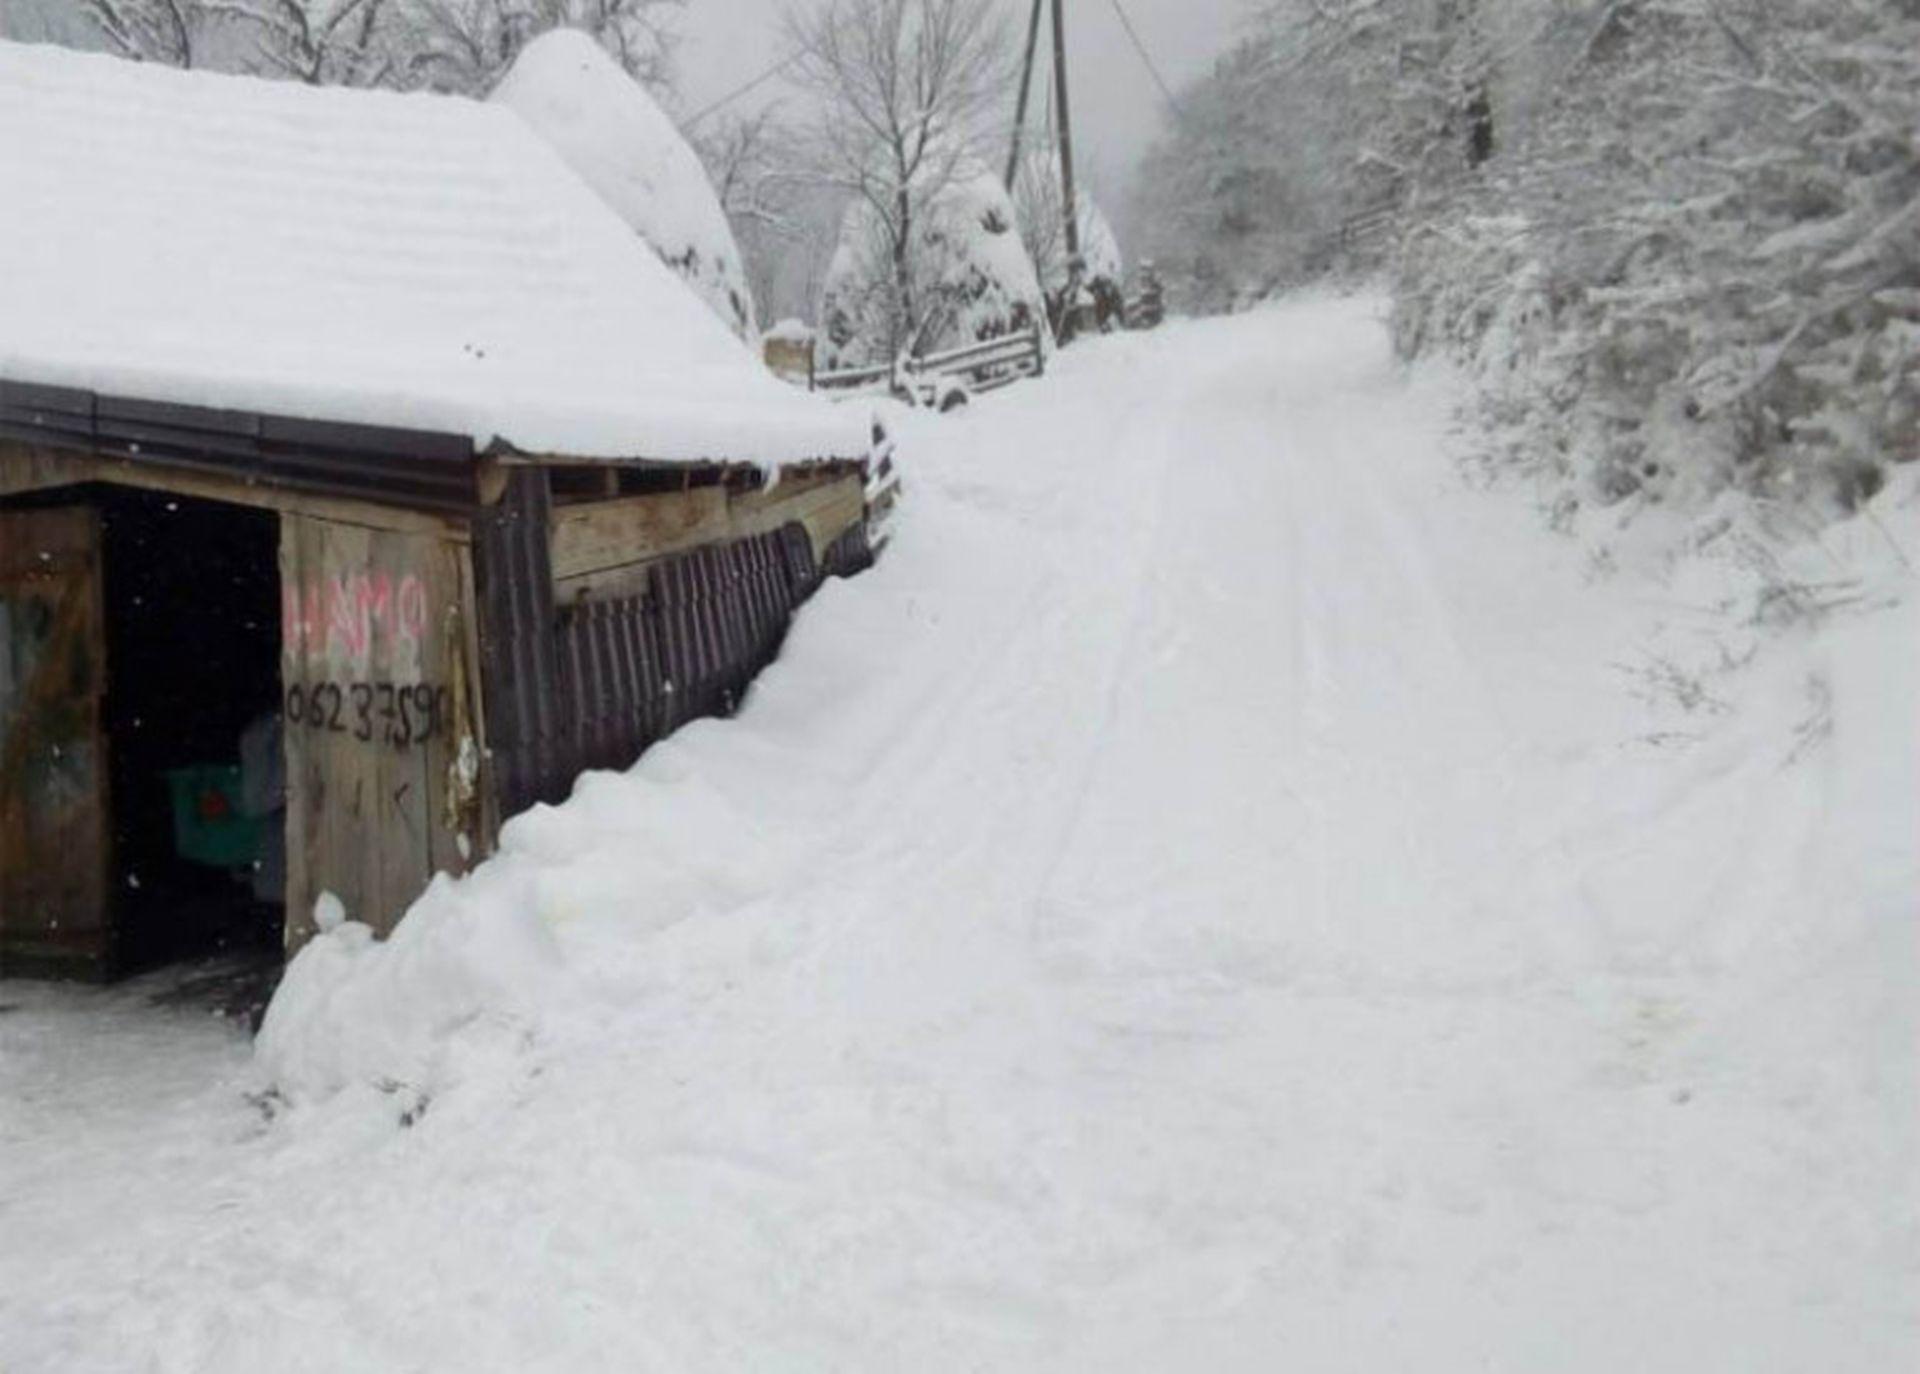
[1104,0,1183,119]
[685,1,1185,135]
[682,50,805,128]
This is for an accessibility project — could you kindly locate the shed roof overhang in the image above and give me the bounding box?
[0,378,480,513]
[1,378,869,515]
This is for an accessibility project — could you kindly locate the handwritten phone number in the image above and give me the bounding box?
[286,681,452,749]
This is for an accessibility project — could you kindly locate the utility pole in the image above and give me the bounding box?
[1004,0,1045,191]
[1050,0,1084,336]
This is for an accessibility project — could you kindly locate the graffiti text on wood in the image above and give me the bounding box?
[285,680,451,750]
[283,573,429,678]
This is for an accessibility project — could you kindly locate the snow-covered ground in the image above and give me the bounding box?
[3,295,1914,1372]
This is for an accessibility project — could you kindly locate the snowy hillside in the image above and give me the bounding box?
[3,297,1914,1371]
[491,29,757,343]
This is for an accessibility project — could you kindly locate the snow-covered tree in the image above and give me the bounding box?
[783,0,1017,360]
[1126,0,1499,309]
[818,154,1047,369]
[492,26,755,341]
[1125,0,1917,522]
[69,0,222,65]
[1394,0,1920,517]
[27,1,682,94]
[695,105,842,330]
[373,0,681,95]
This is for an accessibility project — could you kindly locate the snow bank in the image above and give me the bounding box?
[0,39,860,468]
[253,702,863,1107]
[255,868,562,1110]
[490,29,758,344]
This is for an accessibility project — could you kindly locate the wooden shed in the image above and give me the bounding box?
[0,41,876,978]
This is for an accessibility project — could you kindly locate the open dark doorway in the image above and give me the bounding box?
[97,487,284,976]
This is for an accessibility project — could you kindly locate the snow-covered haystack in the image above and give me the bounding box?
[818,157,1049,370]
[1014,147,1125,324]
[491,29,756,343]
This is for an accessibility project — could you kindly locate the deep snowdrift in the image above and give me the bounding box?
[3,296,1914,1372]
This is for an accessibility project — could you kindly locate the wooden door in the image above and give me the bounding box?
[0,506,112,976]
[279,515,483,949]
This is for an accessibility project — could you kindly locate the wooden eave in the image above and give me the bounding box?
[0,377,479,513]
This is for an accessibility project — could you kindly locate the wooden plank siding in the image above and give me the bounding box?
[278,515,484,945]
[551,471,865,605]
[0,506,112,976]
[0,440,468,540]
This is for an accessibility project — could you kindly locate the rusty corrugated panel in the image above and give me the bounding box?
[654,552,693,734]
[740,536,771,666]
[697,545,733,717]
[821,519,875,580]
[780,522,822,599]
[473,467,564,816]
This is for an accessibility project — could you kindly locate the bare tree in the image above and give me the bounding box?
[697,105,835,324]
[238,0,401,85]
[701,105,810,241]
[783,0,1014,357]
[76,0,206,64]
[378,0,683,94]
[51,1,682,93]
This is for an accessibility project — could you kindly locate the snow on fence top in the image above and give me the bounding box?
[0,39,862,469]
[490,29,757,346]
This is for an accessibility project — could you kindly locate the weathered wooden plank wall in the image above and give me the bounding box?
[278,514,482,945]
[550,471,864,604]
[0,506,111,975]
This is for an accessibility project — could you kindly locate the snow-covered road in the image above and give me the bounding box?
[4,295,1914,1371]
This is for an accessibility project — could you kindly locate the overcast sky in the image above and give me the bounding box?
[675,0,1254,195]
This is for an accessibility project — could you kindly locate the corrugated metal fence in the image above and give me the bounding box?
[478,470,873,819]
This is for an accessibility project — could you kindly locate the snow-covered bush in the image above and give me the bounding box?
[1394,0,1920,524]
[818,157,1048,370]
[491,28,758,342]
[786,0,1036,370]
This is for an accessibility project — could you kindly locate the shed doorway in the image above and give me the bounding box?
[97,487,285,974]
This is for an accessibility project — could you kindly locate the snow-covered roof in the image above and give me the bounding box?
[0,39,862,469]
[764,319,816,345]
[490,29,758,344]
